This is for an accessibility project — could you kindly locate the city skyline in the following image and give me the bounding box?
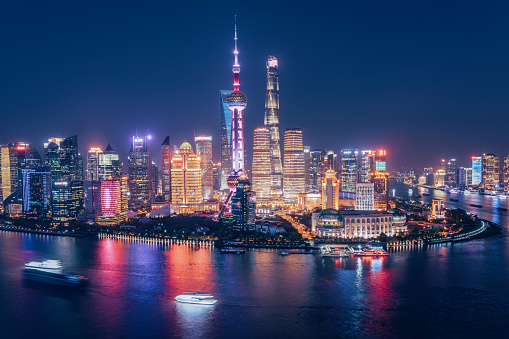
[1,2,508,170]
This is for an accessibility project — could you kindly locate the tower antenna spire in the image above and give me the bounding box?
[234,15,239,68]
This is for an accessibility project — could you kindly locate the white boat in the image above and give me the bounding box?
[278,250,291,256]
[220,247,245,254]
[25,260,62,272]
[322,251,349,258]
[175,292,217,305]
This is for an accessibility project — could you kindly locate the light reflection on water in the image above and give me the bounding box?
[0,188,508,338]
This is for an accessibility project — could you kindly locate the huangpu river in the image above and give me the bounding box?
[0,182,508,338]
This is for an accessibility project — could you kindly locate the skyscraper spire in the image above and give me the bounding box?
[234,15,239,68]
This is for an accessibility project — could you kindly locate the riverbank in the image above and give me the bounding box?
[0,225,93,237]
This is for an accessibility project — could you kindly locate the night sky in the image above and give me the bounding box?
[1,1,508,171]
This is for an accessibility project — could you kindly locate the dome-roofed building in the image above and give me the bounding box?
[179,140,193,154]
[387,208,407,234]
[316,208,344,238]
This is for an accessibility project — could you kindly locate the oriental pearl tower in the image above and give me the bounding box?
[218,16,248,219]
[226,16,248,192]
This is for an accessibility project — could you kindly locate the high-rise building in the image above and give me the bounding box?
[372,171,389,211]
[482,153,500,190]
[356,183,374,210]
[0,144,17,202]
[325,150,338,172]
[374,149,387,171]
[195,136,213,201]
[128,135,152,208]
[231,175,256,230]
[171,141,202,204]
[303,146,310,192]
[98,143,123,180]
[446,158,457,187]
[59,136,83,181]
[307,150,326,193]
[264,55,283,198]
[359,150,375,183]
[21,168,51,218]
[251,126,271,203]
[52,180,83,220]
[341,149,358,193]
[321,169,339,210]
[86,147,103,181]
[283,128,305,202]
[212,162,221,191]
[472,156,482,186]
[465,167,472,187]
[151,161,159,199]
[219,90,233,190]
[161,136,171,202]
[84,176,128,225]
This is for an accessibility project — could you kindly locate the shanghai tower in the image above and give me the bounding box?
[264,56,283,198]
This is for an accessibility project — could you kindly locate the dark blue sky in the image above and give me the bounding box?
[1,1,508,170]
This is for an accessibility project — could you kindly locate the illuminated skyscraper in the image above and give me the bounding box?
[86,147,103,181]
[359,150,375,183]
[504,155,509,192]
[21,168,51,217]
[171,141,202,204]
[251,126,271,202]
[321,169,339,210]
[446,158,457,187]
[98,143,123,180]
[372,171,389,211]
[472,156,482,186]
[341,149,358,193]
[231,175,256,230]
[283,128,305,202]
[264,55,283,198]
[0,144,17,202]
[307,149,326,192]
[356,183,374,210]
[220,90,233,190]
[481,153,500,190]
[195,136,213,200]
[128,135,152,208]
[161,136,171,202]
[374,149,387,171]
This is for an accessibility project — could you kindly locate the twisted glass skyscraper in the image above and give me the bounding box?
[264,56,283,198]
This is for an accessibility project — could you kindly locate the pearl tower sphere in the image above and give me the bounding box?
[227,16,247,192]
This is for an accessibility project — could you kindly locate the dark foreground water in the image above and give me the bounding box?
[0,184,508,338]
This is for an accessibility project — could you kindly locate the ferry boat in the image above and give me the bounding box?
[322,251,349,258]
[354,247,389,257]
[449,188,460,194]
[321,245,352,258]
[278,250,291,256]
[469,204,483,208]
[220,247,245,254]
[175,292,217,305]
[22,260,88,287]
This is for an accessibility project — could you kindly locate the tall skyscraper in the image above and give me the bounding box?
[60,135,83,181]
[21,168,51,217]
[283,128,305,202]
[98,143,123,180]
[161,136,171,202]
[341,149,358,193]
[171,141,202,204]
[356,183,374,210]
[220,90,233,190]
[372,171,389,211]
[128,135,152,208]
[446,158,457,187]
[472,156,482,186]
[86,147,103,181]
[195,136,213,201]
[213,162,221,191]
[251,126,271,202]
[303,146,310,192]
[504,155,509,192]
[264,55,283,198]
[306,150,326,193]
[374,149,387,171]
[231,176,256,230]
[481,153,500,190]
[359,150,375,183]
[0,144,17,202]
[321,169,339,210]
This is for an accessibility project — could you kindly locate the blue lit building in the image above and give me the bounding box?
[472,156,482,186]
[220,90,233,190]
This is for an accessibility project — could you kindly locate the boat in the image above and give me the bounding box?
[220,247,245,254]
[469,204,483,208]
[497,207,508,211]
[422,193,430,196]
[322,251,349,258]
[450,198,459,202]
[175,292,217,305]
[354,246,389,257]
[22,260,88,287]
[449,189,460,194]
[278,250,291,256]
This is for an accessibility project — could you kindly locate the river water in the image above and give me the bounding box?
[0,182,508,338]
